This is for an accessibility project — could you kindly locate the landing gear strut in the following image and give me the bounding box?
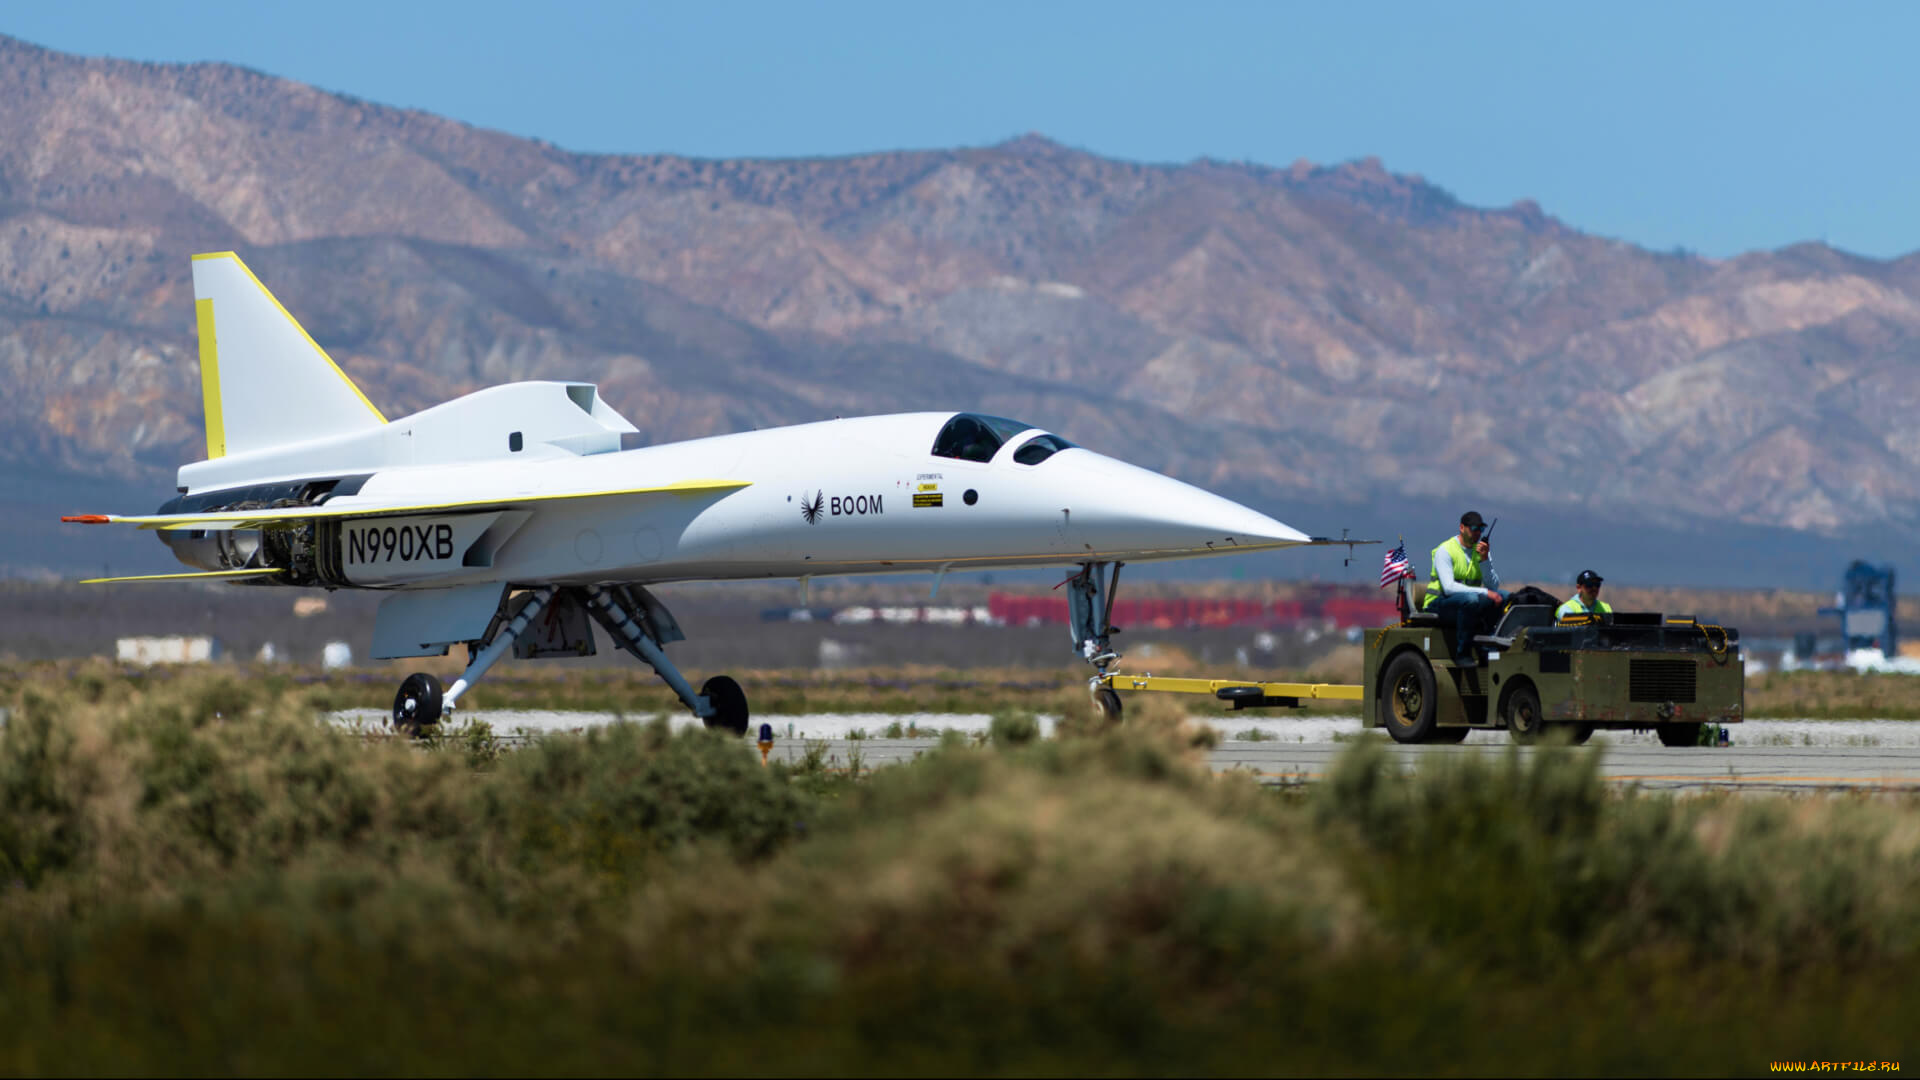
[1068,561,1125,720]
[392,585,556,737]
[389,584,750,737]
[585,583,748,735]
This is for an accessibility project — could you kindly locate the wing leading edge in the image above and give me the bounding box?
[63,479,751,531]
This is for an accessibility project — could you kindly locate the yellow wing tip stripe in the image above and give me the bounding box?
[80,568,283,585]
[196,251,389,425]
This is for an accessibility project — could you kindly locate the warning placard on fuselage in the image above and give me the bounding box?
[339,513,499,586]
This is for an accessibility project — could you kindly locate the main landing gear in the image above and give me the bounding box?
[1068,561,1126,722]
[392,672,444,735]
[585,583,749,736]
[390,584,749,737]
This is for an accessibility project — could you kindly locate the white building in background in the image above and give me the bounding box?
[116,636,222,665]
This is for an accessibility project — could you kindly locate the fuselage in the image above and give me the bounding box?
[162,411,1310,589]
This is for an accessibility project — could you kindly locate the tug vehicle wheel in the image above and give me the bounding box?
[1380,650,1438,743]
[1503,683,1547,744]
[701,675,750,736]
[392,672,443,737]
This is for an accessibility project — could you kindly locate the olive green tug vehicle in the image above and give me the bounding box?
[1362,603,1744,746]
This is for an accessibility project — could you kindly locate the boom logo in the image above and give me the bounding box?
[799,491,884,523]
[830,494,883,517]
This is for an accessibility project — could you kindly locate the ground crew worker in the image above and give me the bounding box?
[1424,510,1502,665]
[1556,569,1612,622]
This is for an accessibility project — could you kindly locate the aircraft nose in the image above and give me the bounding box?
[1057,451,1310,555]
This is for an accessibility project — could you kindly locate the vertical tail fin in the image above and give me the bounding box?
[190,252,385,459]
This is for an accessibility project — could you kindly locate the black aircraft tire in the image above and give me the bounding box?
[1429,726,1470,744]
[701,675,750,737]
[1092,687,1124,723]
[392,672,444,738]
[1504,683,1547,744]
[1657,722,1704,748]
[1379,650,1438,744]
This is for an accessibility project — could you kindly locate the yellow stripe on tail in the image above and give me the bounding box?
[195,297,225,458]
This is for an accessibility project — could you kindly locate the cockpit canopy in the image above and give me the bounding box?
[930,413,1078,464]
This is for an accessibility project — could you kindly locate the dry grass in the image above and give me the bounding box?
[19,654,1920,725]
[1594,584,1826,624]
[1746,670,1920,719]
[1,657,1378,719]
[17,655,1920,727]
[2,666,1920,1073]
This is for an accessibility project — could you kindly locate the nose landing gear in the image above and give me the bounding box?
[1069,561,1126,721]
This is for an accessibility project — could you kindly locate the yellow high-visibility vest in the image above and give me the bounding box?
[1556,596,1613,621]
[1422,535,1485,609]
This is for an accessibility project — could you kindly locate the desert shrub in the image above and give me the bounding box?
[2,663,1920,1073]
[987,707,1039,747]
[481,720,804,890]
[0,688,120,887]
[452,717,505,769]
[1314,738,1920,970]
[599,731,1364,1074]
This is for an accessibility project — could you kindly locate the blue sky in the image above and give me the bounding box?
[8,1,1917,258]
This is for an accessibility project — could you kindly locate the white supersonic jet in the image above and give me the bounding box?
[66,253,1326,732]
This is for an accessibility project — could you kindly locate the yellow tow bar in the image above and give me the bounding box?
[1095,673,1362,704]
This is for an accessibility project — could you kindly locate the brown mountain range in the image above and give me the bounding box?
[4,32,1918,565]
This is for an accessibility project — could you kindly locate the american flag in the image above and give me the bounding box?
[1380,542,1415,588]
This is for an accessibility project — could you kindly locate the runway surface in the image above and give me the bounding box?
[1208,741,1920,791]
[751,737,1920,792]
[338,708,1920,792]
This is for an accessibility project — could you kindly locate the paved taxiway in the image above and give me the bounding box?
[335,709,1920,792]
[1214,741,1920,791]
[760,738,1920,792]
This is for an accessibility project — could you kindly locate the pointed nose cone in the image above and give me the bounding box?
[1198,495,1314,547]
[1058,451,1310,558]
